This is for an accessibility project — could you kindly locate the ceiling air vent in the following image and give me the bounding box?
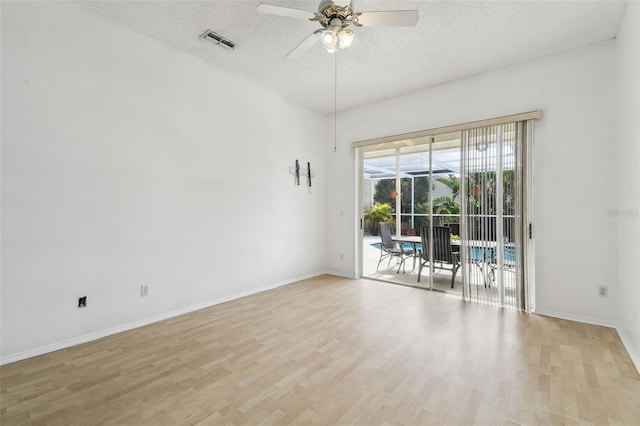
[199,30,236,50]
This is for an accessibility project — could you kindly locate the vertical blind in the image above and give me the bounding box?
[460,121,531,310]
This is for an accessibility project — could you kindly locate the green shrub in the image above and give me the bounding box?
[364,203,394,235]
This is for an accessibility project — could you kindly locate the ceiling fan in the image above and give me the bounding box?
[257,0,419,58]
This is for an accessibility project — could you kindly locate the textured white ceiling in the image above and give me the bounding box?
[79,0,627,114]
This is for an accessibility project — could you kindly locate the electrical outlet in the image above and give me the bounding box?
[340,252,344,260]
[78,296,87,308]
[141,285,150,297]
[598,285,608,297]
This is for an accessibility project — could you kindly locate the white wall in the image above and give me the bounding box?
[1,2,326,362]
[326,40,618,325]
[616,1,640,371]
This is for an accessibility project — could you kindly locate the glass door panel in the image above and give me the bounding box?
[361,133,464,293]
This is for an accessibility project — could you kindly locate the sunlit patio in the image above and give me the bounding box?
[363,235,463,292]
[362,234,521,307]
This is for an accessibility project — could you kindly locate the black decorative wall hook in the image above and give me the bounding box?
[289,160,316,193]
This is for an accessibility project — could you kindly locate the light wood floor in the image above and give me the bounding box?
[1,275,638,425]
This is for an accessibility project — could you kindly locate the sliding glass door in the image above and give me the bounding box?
[358,117,535,311]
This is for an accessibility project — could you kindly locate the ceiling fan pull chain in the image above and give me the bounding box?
[334,50,338,153]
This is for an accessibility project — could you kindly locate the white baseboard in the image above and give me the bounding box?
[616,327,640,375]
[11,276,635,376]
[0,271,324,366]
[532,308,617,328]
[324,269,357,279]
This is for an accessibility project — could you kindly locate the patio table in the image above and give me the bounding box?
[392,236,504,285]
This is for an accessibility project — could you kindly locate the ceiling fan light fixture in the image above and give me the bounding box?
[338,28,354,49]
[321,29,337,47]
[321,26,340,52]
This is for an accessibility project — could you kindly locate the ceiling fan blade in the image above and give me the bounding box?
[256,3,315,20]
[356,10,419,27]
[287,32,320,59]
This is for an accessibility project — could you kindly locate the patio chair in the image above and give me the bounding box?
[377,222,415,273]
[464,241,518,288]
[469,246,495,288]
[418,225,460,288]
[484,243,517,286]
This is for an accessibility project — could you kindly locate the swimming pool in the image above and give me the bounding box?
[370,242,421,251]
[370,243,515,263]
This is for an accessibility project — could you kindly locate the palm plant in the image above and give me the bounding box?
[363,203,394,235]
[436,174,460,200]
[433,174,461,225]
[433,196,461,215]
